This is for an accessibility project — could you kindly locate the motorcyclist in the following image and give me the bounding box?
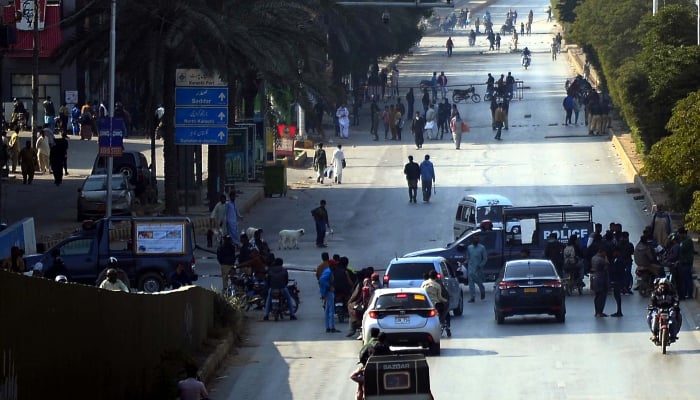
[634,234,664,283]
[98,266,129,292]
[521,47,531,66]
[420,270,451,337]
[647,278,682,343]
[263,257,297,321]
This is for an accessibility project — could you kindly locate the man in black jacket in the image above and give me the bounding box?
[403,155,421,203]
[217,235,237,290]
[264,258,297,320]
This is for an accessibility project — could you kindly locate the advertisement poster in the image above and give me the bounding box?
[134,222,185,254]
[225,127,247,183]
[275,124,296,157]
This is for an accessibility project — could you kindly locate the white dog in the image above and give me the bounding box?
[245,227,260,240]
[278,229,305,249]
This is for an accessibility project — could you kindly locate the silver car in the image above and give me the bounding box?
[77,174,134,221]
[383,256,464,317]
[361,288,442,356]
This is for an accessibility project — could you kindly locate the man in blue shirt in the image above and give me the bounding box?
[466,235,487,302]
[419,154,435,203]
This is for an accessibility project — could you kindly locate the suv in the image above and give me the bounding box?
[92,151,156,201]
[383,256,463,317]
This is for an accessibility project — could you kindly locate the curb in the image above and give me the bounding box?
[199,331,235,384]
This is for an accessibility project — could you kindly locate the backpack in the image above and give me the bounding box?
[563,245,577,266]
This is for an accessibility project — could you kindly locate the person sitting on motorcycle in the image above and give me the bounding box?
[420,270,451,336]
[263,257,297,321]
[634,234,664,283]
[647,278,682,343]
[521,47,531,66]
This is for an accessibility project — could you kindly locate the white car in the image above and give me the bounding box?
[361,288,442,356]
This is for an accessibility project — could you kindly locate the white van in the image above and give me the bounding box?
[453,194,513,239]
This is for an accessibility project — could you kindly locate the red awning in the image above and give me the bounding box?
[3,3,62,58]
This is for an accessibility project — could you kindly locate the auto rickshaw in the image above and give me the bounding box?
[363,354,433,400]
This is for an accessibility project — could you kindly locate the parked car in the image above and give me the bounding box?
[77,174,134,221]
[494,259,566,324]
[361,288,441,355]
[92,151,156,201]
[383,256,463,317]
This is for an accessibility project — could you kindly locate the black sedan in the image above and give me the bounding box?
[494,259,566,324]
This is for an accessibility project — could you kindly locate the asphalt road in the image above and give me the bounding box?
[205,1,700,399]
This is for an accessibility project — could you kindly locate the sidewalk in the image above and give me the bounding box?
[565,47,700,303]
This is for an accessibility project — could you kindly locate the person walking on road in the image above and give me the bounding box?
[8,128,19,173]
[332,144,345,184]
[50,131,68,185]
[210,194,227,238]
[412,111,425,149]
[42,96,56,132]
[446,36,454,57]
[403,155,421,203]
[313,143,327,183]
[36,130,51,174]
[591,247,610,317]
[677,227,695,300]
[312,200,330,248]
[18,140,37,184]
[466,235,487,302]
[225,191,243,246]
[336,103,350,138]
[609,247,625,317]
[370,97,380,141]
[217,235,236,290]
[450,112,469,150]
[406,88,415,125]
[419,155,435,203]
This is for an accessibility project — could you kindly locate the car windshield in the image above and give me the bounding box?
[375,293,431,309]
[504,263,557,279]
[388,263,435,280]
[476,205,506,223]
[83,176,127,191]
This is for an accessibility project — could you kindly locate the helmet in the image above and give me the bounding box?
[106,268,118,277]
[55,275,68,283]
[108,257,118,265]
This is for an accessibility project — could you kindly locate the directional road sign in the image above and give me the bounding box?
[175,87,228,106]
[175,126,228,145]
[175,107,228,126]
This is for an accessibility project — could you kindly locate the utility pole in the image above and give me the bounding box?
[31,0,38,147]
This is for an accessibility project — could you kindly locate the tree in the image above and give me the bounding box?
[643,90,700,225]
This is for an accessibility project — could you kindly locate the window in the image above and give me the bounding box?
[505,263,556,279]
[60,239,93,256]
[388,262,435,280]
[383,371,410,390]
[375,293,431,309]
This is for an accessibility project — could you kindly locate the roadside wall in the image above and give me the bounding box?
[0,271,215,400]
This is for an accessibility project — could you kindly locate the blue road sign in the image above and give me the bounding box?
[175,107,228,126]
[175,126,228,145]
[98,117,126,156]
[175,87,228,106]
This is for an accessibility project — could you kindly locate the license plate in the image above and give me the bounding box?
[271,299,280,303]
[335,303,344,307]
[524,287,538,293]
[395,316,410,325]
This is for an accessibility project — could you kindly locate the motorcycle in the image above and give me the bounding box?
[335,293,350,323]
[635,268,657,297]
[452,86,481,104]
[521,54,531,69]
[562,266,584,296]
[246,277,267,311]
[651,307,676,354]
[269,279,301,321]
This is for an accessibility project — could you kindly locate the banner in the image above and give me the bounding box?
[15,0,46,31]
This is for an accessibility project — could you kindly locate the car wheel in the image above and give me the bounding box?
[495,311,505,324]
[429,342,441,356]
[453,291,464,316]
[138,272,165,293]
[555,311,566,323]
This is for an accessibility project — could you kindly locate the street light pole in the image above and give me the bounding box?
[31,0,38,147]
[105,0,116,218]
